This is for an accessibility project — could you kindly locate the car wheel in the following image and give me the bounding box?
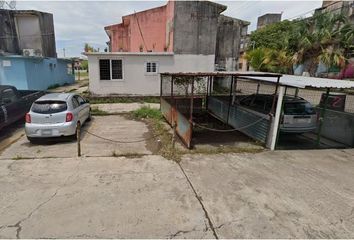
[27,137,39,144]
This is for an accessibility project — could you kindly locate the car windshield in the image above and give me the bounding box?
[32,101,67,114]
[284,102,315,115]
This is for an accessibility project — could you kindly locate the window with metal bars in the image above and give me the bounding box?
[146,62,158,73]
[99,59,123,80]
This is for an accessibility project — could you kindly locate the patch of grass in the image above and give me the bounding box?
[111,151,145,158]
[184,146,264,155]
[132,106,162,120]
[111,150,118,157]
[68,88,78,92]
[88,96,160,104]
[91,107,110,116]
[12,155,24,160]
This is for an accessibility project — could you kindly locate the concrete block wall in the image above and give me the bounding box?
[0,10,56,58]
[173,1,226,55]
[87,53,215,96]
[0,56,74,90]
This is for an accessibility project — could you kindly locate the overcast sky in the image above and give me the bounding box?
[15,0,322,58]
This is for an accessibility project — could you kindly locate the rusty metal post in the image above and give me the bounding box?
[160,74,163,111]
[233,77,238,105]
[77,126,81,157]
[190,77,195,122]
[171,76,175,125]
[172,121,176,149]
[206,76,210,110]
[226,76,234,124]
[256,81,260,94]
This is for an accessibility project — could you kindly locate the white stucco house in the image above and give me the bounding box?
[85,52,215,96]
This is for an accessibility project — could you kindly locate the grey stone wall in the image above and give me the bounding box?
[257,13,282,29]
[0,9,19,54]
[173,1,226,55]
[0,10,56,57]
[215,15,249,71]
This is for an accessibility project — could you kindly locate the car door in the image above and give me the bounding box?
[76,95,89,122]
[71,96,81,123]
[1,88,19,124]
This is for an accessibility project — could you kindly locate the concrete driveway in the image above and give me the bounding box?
[0,115,153,160]
[1,113,354,238]
[180,149,354,238]
[0,156,213,239]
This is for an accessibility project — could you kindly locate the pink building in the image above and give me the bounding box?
[105,1,174,52]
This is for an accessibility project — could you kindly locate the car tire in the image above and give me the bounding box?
[27,137,39,144]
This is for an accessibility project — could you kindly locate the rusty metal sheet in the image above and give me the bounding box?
[161,97,193,148]
[175,110,192,148]
[161,98,173,125]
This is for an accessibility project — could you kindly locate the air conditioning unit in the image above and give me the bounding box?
[22,49,35,57]
[34,49,42,57]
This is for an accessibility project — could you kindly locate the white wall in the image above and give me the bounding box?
[88,54,215,96]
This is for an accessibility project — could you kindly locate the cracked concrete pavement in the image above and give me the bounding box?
[1,113,354,238]
[0,156,214,239]
[180,149,354,238]
[0,115,153,160]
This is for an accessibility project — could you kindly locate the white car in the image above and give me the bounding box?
[25,93,91,143]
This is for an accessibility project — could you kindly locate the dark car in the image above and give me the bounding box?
[237,94,317,133]
[0,85,44,131]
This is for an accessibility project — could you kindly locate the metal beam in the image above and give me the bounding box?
[269,86,285,150]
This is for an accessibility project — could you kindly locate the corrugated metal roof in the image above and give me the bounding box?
[161,71,282,77]
[161,71,354,89]
[84,52,174,56]
[243,74,354,89]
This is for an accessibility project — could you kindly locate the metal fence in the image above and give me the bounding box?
[160,72,354,150]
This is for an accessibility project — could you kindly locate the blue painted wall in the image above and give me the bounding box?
[0,55,75,90]
[0,56,28,89]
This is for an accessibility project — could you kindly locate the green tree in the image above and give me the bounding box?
[245,48,293,74]
[248,11,354,76]
[84,43,98,53]
[292,12,353,75]
[81,60,88,71]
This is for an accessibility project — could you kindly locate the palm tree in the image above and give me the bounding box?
[292,12,353,76]
[245,48,269,72]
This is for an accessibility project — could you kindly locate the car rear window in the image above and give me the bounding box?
[32,101,67,114]
[284,102,315,115]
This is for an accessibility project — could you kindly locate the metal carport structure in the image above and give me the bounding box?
[160,72,354,150]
